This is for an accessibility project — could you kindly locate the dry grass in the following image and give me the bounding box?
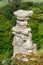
[2,49,43,65]
[12,49,43,65]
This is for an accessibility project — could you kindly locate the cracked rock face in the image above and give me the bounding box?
[12,10,37,61]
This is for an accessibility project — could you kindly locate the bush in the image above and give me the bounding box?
[0,1,43,61]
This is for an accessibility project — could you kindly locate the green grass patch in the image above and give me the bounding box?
[22,0,43,3]
[0,2,8,8]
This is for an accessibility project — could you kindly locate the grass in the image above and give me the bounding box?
[0,2,8,8]
[22,0,43,3]
[0,0,43,8]
[1,49,43,65]
[11,49,43,65]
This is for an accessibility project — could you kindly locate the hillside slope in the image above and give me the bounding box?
[22,0,43,3]
[0,2,8,8]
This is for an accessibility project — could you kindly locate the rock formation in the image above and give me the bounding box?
[12,10,37,61]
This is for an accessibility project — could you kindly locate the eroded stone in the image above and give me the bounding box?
[12,10,37,61]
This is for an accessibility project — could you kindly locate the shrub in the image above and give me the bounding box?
[0,1,43,61]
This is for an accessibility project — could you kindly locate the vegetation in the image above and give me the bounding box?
[22,0,43,3]
[1,50,43,65]
[0,0,43,65]
[0,1,8,8]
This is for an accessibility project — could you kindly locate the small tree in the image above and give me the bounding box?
[8,0,11,2]
[12,0,21,3]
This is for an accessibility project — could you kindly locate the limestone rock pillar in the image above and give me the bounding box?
[12,10,37,61]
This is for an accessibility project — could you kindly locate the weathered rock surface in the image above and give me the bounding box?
[12,10,37,61]
[12,26,31,35]
[14,10,33,18]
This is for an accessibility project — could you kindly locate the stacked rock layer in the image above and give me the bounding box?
[12,10,37,61]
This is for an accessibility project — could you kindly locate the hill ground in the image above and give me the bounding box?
[22,0,43,3]
[0,2,8,8]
